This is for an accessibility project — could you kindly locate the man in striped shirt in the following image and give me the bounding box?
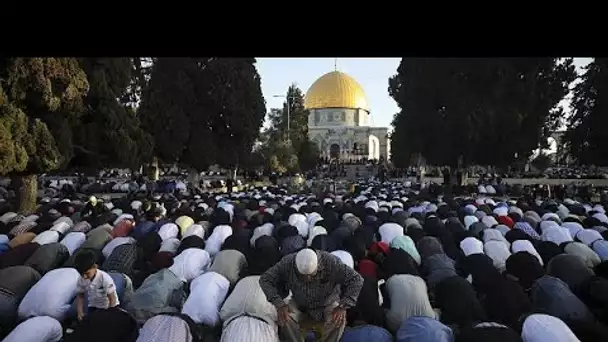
[260,248,363,342]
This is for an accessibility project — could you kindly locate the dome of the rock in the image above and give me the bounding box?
[304,71,369,111]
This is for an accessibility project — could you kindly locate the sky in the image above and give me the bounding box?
[256,58,593,131]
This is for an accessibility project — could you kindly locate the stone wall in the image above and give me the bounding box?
[309,126,389,160]
[308,108,369,127]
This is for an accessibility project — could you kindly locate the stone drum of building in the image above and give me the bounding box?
[304,70,389,161]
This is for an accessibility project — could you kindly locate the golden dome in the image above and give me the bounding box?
[304,71,369,111]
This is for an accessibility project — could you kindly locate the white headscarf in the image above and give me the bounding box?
[464,204,477,215]
[130,201,142,211]
[592,213,608,224]
[2,316,63,342]
[464,216,479,230]
[250,223,274,247]
[113,213,134,226]
[158,223,179,241]
[562,222,583,239]
[539,220,560,233]
[307,212,322,227]
[101,236,136,258]
[509,206,524,217]
[511,240,544,266]
[159,238,180,254]
[482,228,510,248]
[576,229,603,246]
[205,225,233,257]
[53,216,73,229]
[484,240,511,272]
[294,221,309,238]
[481,216,499,228]
[495,224,511,236]
[541,213,561,223]
[493,206,509,217]
[169,248,210,282]
[522,314,580,342]
[379,223,405,244]
[307,226,328,246]
[330,250,354,268]
[541,226,573,245]
[183,224,205,240]
[365,201,379,212]
[460,237,484,256]
[288,213,307,227]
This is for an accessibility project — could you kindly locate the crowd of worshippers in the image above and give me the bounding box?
[1,182,608,342]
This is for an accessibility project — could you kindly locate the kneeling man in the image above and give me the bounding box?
[260,248,363,342]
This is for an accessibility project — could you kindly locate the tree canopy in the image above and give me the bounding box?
[121,57,154,108]
[389,58,576,169]
[530,152,553,172]
[139,58,266,172]
[1,57,267,211]
[204,58,266,170]
[0,58,90,175]
[564,58,608,165]
[260,84,318,173]
[139,58,202,168]
[70,58,153,170]
[0,58,90,212]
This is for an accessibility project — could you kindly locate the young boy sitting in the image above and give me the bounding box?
[74,250,119,321]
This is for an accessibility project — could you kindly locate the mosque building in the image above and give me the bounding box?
[304,70,390,162]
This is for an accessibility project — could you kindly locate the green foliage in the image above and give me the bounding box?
[73,58,153,169]
[272,85,309,151]
[44,115,74,167]
[139,58,201,166]
[121,57,154,107]
[0,58,89,175]
[261,84,318,172]
[0,103,30,174]
[3,58,89,116]
[266,138,299,173]
[389,58,576,168]
[269,155,286,174]
[206,58,267,169]
[140,58,266,172]
[564,58,608,165]
[298,139,320,172]
[242,148,266,171]
[29,118,60,171]
[531,152,552,171]
[0,100,60,214]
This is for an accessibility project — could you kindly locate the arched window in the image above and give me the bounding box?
[368,135,380,160]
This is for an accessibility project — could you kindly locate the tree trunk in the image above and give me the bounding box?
[187,168,200,185]
[446,168,468,186]
[445,155,469,186]
[459,169,469,185]
[148,157,160,181]
[14,174,38,214]
[188,168,202,194]
[226,167,237,193]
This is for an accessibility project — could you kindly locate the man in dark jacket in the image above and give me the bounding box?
[0,266,41,336]
[81,196,104,218]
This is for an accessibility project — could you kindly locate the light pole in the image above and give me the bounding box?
[273,94,297,143]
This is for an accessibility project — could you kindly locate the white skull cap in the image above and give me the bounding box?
[295,248,318,275]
